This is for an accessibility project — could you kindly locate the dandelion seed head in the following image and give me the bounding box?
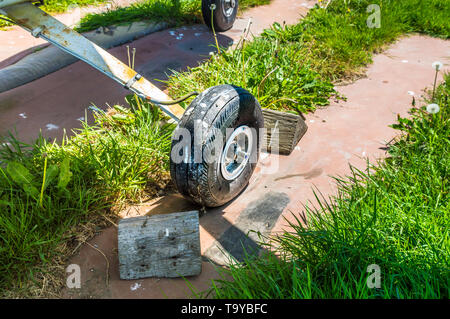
[432,61,443,71]
[426,103,440,114]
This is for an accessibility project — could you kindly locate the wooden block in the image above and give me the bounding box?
[118,211,201,279]
[262,108,308,155]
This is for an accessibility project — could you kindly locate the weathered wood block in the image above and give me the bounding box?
[262,108,308,155]
[118,211,201,279]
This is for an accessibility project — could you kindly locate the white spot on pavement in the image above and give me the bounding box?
[165,228,169,237]
[130,283,141,291]
[309,120,315,123]
[407,91,415,96]
[77,117,85,121]
[342,151,351,160]
[45,123,59,131]
[19,113,27,119]
[401,60,408,63]
[294,146,301,151]
[194,32,202,37]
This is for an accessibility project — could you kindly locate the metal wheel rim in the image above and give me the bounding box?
[220,125,252,181]
[222,0,236,18]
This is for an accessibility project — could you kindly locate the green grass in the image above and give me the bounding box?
[167,0,450,114]
[0,0,108,28]
[1,0,270,34]
[41,0,108,13]
[167,22,340,114]
[75,0,271,33]
[0,0,231,29]
[75,0,201,33]
[204,74,450,299]
[0,98,173,296]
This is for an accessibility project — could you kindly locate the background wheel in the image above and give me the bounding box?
[202,0,239,32]
[170,84,263,207]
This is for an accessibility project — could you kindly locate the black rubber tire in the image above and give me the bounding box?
[170,84,263,207]
[202,0,239,32]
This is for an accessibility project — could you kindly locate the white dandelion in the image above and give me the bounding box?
[432,61,443,71]
[426,103,440,114]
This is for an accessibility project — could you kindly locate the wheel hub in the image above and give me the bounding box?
[220,125,252,181]
[223,0,236,17]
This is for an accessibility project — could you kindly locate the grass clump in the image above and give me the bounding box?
[0,97,173,296]
[167,0,450,114]
[206,75,450,299]
[75,0,201,33]
[75,0,271,33]
[0,0,108,28]
[40,0,107,13]
[167,21,339,114]
[1,0,270,30]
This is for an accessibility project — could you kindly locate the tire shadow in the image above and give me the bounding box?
[144,189,290,266]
